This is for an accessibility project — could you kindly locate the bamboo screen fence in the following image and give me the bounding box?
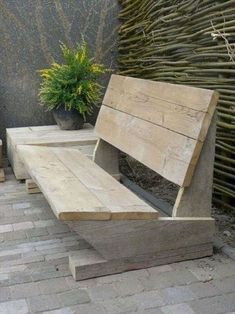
[118,0,235,213]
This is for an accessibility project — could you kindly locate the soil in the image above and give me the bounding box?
[120,154,235,248]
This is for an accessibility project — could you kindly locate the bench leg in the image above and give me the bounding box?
[69,243,213,281]
[25,179,41,194]
[0,169,5,182]
[67,218,214,280]
[93,139,121,180]
[173,114,216,217]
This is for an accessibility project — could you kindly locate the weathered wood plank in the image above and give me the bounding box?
[52,147,159,220]
[0,169,5,182]
[95,105,202,186]
[25,179,41,194]
[93,139,120,179]
[69,243,213,281]
[18,145,110,220]
[173,115,216,217]
[103,75,219,141]
[18,145,159,220]
[7,124,97,179]
[67,217,214,260]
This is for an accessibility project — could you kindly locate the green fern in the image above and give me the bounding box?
[38,41,108,117]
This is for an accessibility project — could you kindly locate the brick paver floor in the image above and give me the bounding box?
[0,167,235,314]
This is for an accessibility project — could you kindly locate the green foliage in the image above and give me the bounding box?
[38,41,108,117]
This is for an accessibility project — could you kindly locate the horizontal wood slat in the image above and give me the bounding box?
[95,105,202,186]
[18,145,159,220]
[103,75,218,141]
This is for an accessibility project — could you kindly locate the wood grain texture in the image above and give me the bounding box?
[69,243,213,280]
[25,179,41,194]
[95,105,202,186]
[7,124,97,179]
[0,169,5,182]
[103,75,218,141]
[67,217,214,260]
[173,115,217,217]
[18,145,159,220]
[93,139,120,178]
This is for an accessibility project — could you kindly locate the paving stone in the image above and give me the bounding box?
[213,275,235,293]
[0,273,9,282]
[0,264,27,274]
[47,225,70,235]
[0,299,29,314]
[161,285,196,305]
[0,286,11,302]
[148,265,174,275]
[24,208,43,215]
[141,269,198,290]
[0,230,27,242]
[87,285,118,301]
[8,273,32,285]
[13,202,31,210]
[124,290,165,311]
[39,277,70,295]
[28,294,61,312]
[42,308,74,314]
[101,298,138,313]
[113,277,144,296]
[34,220,56,228]
[161,303,195,314]
[144,308,164,314]
[45,252,69,261]
[26,227,49,238]
[13,221,34,231]
[190,292,235,314]
[10,281,41,299]
[188,281,221,298]
[0,224,13,233]
[58,289,90,306]
[0,252,21,263]
[71,302,106,314]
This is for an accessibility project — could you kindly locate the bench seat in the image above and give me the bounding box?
[18,145,159,221]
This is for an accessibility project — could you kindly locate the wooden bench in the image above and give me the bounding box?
[15,74,218,280]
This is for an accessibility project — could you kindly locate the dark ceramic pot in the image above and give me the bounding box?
[52,107,84,130]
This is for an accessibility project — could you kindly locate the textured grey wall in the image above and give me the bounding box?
[0,0,119,149]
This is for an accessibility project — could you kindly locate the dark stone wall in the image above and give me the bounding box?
[0,0,119,149]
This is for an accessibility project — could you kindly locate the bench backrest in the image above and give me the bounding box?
[95,75,218,187]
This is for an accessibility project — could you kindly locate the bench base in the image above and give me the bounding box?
[69,244,213,281]
[67,218,214,280]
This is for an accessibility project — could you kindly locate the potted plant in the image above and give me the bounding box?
[38,41,108,130]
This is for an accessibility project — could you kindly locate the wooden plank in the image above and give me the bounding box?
[67,217,214,260]
[7,125,97,180]
[103,75,219,141]
[172,114,216,217]
[0,169,5,182]
[52,147,159,220]
[95,105,202,186]
[69,243,213,281]
[25,179,41,194]
[93,139,120,178]
[18,145,110,220]
[18,145,159,220]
